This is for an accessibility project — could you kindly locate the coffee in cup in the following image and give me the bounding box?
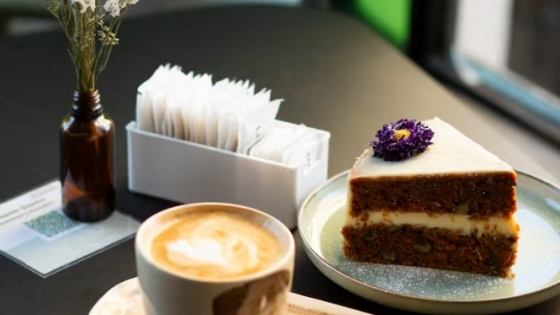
[150,209,283,280]
[135,203,295,315]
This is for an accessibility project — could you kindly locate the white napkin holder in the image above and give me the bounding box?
[126,120,331,229]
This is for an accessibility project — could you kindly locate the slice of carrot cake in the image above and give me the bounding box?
[342,117,519,277]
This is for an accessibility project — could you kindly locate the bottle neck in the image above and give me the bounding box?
[71,90,103,119]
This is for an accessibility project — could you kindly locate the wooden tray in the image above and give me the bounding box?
[89,277,371,315]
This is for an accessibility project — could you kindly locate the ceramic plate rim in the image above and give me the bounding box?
[298,169,560,306]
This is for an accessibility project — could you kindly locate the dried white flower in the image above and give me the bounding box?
[71,0,95,13]
[103,0,121,17]
[83,0,96,11]
[71,0,87,13]
[120,0,139,5]
[104,0,139,17]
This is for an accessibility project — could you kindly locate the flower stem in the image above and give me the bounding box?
[44,0,137,93]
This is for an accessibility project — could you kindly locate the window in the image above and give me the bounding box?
[409,0,560,145]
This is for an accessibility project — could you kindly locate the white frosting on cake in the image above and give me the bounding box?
[344,211,519,237]
[350,117,514,178]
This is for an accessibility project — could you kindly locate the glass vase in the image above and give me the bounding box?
[60,90,115,222]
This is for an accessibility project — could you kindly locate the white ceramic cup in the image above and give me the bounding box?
[135,202,296,315]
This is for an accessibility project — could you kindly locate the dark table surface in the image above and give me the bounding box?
[0,4,559,315]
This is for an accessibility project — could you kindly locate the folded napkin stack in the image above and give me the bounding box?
[136,64,321,168]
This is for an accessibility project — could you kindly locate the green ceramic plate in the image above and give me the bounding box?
[298,170,560,315]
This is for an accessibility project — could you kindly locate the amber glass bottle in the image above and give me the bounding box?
[60,90,115,222]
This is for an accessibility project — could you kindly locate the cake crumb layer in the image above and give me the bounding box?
[349,172,516,219]
[342,224,518,277]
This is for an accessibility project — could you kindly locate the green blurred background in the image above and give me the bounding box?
[338,0,411,51]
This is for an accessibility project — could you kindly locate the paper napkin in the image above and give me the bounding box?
[136,64,321,171]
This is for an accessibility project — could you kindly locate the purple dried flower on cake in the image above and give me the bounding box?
[370,119,434,161]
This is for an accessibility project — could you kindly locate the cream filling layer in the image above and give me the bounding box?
[345,211,519,237]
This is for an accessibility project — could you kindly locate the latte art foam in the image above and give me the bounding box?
[165,221,261,275]
[151,211,282,279]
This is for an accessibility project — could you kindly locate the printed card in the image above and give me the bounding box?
[0,181,140,277]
